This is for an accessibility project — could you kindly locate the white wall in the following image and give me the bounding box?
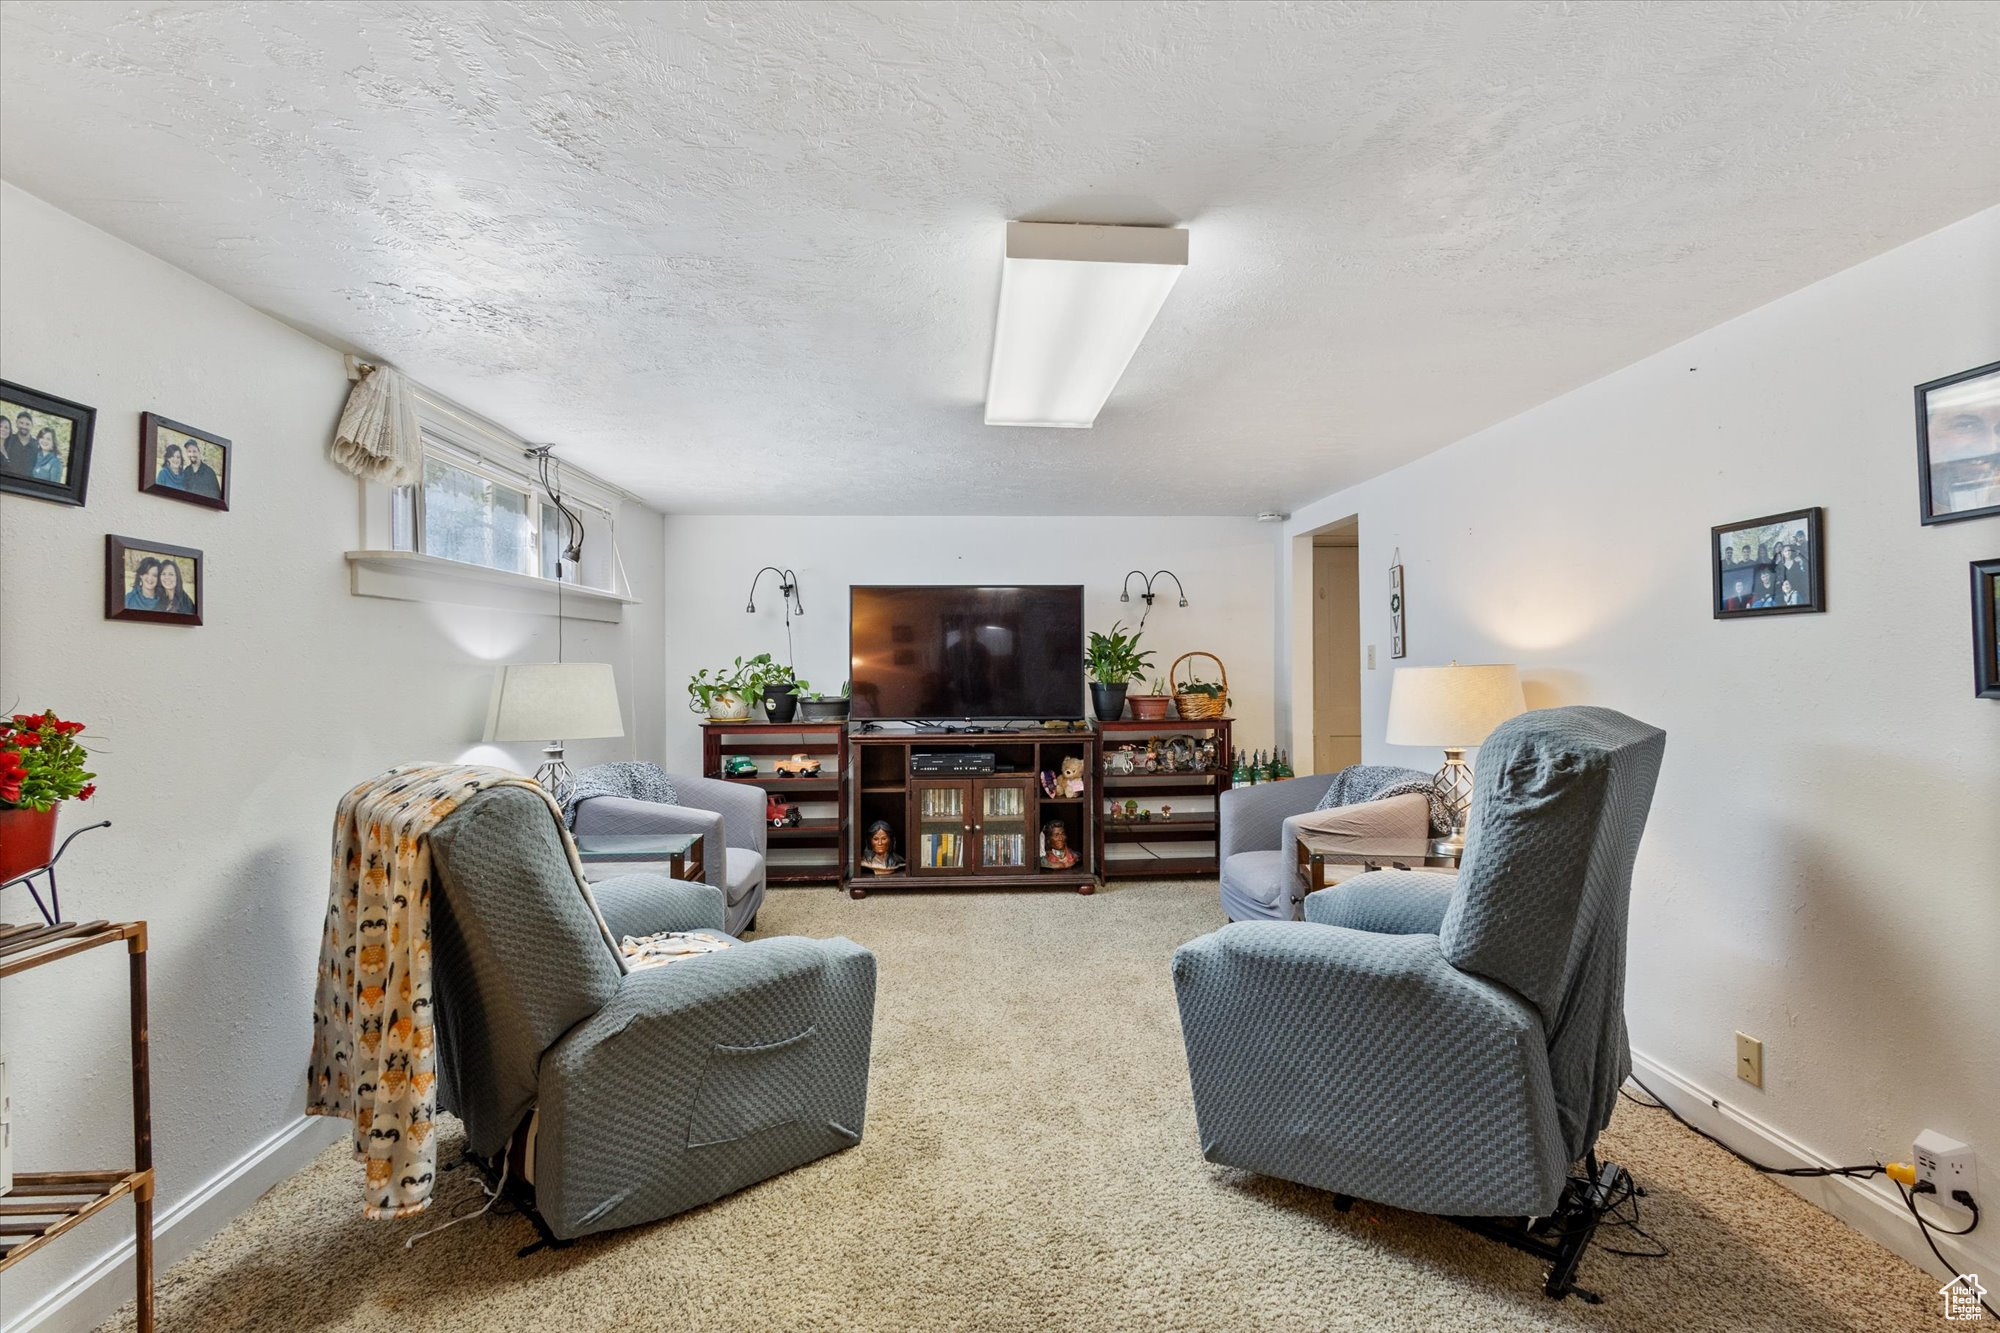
[660,516,1279,773]
[1278,206,2000,1279]
[0,183,666,1332]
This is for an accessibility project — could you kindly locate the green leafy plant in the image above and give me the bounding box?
[686,657,757,715]
[1176,675,1231,705]
[1138,675,1170,695]
[2,710,97,811]
[1085,623,1154,685]
[743,653,810,699]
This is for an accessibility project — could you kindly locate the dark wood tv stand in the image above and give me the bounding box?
[845,728,1101,897]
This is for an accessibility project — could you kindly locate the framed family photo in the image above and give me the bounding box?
[1712,507,1823,619]
[1916,361,1999,525]
[139,412,230,509]
[0,379,95,507]
[1974,559,1999,701]
[105,534,203,626]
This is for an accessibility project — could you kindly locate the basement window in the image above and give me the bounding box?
[384,407,617,591]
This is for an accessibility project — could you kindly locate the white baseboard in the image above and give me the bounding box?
[1627,1050,1996,1288]
[1,1114,345,1333]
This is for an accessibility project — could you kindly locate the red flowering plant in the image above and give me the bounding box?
[1,710,97,811]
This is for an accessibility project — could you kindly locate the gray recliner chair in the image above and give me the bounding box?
[1174,707,1665,1296]
[1217,768,1436,922]
[428,785,875,1242]
[571,768,767,935]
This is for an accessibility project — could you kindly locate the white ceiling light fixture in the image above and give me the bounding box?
[984,221,1189,428]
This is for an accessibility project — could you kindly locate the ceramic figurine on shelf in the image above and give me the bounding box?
[1160,803,1173,821]
[860,820,904,874]
[773,753,822,778]
[724,755,759,778]
[1123,798,1140,820]
[1040,819,1078,870]
[1197,738,1218,773]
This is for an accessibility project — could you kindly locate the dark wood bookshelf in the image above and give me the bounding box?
[700,720,847,885]
[1096,717,1233,879]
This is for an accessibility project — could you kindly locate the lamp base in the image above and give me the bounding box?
[535,742,573,809]
[1433,747,1473,853]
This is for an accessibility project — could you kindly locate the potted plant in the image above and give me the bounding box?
[0,710,98,883]
[1127,674,1174,721]
[799,679,851,722]
[1085,623,1154,721]
[744,653,811,724]
[687,657,757,720]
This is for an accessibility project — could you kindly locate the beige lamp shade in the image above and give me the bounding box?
[1385,663,1526,748]
[483,662,625,742]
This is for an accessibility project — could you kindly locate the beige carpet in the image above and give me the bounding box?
[100,879,1941,1332]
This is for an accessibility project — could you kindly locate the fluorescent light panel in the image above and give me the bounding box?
[985,221,1188,428]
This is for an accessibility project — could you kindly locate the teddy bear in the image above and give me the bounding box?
[1058,755,1086,797]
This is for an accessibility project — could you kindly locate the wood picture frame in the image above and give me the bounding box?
[1712,507,1824,619]
[105,534,203,626]
[1974,559,2000,701]
[138,412,231,510]
[1916,361,2000,526]
[0,379,96,507]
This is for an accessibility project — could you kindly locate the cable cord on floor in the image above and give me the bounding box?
[1622,1077,1994,1319]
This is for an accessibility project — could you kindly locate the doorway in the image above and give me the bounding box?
[1311,517,1361,774]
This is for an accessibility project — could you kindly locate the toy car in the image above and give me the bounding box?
[723,755,759,778]
[773,753,822,778]
[766,794,801,828]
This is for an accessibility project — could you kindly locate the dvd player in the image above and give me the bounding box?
[910,751,996,775]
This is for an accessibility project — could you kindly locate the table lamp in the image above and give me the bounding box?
[483,662,625,806]
[1384,661,1526,853]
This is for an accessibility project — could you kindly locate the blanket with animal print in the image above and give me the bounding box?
[306,764,591,1220]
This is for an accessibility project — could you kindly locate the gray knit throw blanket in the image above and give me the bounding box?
[564,762,679,826]
[1314,764,1453,835]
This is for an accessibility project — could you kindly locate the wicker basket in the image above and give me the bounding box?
[1171,651,1229,720]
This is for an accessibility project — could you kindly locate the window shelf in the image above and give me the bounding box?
[345,549,637,623]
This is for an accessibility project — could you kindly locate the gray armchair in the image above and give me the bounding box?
[572,769,766,935]
[1217,769,1434,921]
[428,785,875,1241]
[1174,708,1665,1237]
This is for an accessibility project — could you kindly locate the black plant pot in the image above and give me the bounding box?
[761,686,800,723]
[1089,682,1129,722]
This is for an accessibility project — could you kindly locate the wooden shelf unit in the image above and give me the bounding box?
[846,730,1100,897]
[701,720,848,885]
[0,919,153,1332]
[1096,717,1234,879]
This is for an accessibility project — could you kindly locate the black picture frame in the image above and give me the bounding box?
[0,379,96,507]
[1974,559,2000,701]
[105,534,203,627]
[1712,507,1824,619]
[1915,361,2000,526]
[139,412,231,510]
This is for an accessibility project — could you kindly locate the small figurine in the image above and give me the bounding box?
[1041,769,1059,798]
[1058,755,1086,796]
[1124,798,1139,819]
[773,753,822,778]
[1143,739,1162,773]
[1108,746,1136,776]
[724,755,760,778]
[859,819,904,874]
[1138,807,1152,822]
[1160,803,1173,821]
[766,794,801,828]
[1041,819,1078,870]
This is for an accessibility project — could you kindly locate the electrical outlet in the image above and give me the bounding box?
[1915,1130,1976,1219]
[1735,1032,1763,1088]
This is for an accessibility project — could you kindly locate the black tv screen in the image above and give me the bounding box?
[850,585,1084,721]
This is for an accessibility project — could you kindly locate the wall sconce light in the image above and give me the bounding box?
[747,566,805,668]
[1120,569,1188,627]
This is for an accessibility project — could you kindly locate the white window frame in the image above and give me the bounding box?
[357,388,627,596]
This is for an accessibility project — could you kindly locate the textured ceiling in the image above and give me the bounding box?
[3,2,1997,516]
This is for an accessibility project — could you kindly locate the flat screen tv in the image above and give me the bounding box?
[850,585,1084,721]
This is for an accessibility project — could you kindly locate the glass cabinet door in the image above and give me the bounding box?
[974,777,1034,873]
[911,780,970,875]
